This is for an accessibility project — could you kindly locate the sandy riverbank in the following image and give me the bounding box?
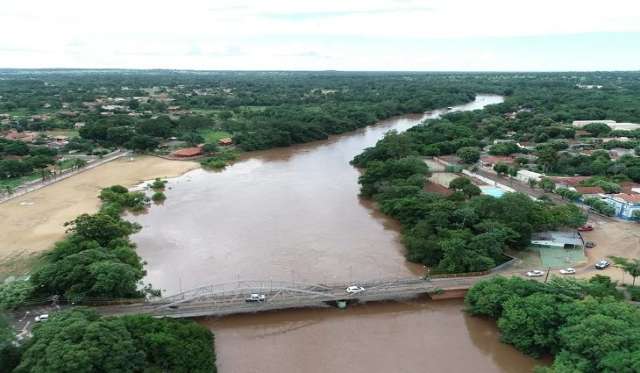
[0,156,198,262]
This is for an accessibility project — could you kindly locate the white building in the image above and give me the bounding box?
[515,170,543,184]
[602,194,640,220]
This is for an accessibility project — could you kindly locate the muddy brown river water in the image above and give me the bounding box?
[130,95,544,372]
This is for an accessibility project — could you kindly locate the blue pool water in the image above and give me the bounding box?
[480,186,505,198]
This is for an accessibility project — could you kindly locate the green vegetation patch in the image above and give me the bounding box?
[9,309,216,373]
[198,128,232,144]
[465,276,638,372]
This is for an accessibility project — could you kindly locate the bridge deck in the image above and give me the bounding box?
[97,277,485,319]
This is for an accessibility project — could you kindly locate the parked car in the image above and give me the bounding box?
[245,293,266,302]
[585,241,596,248]
[35,314,49,322]
[578,225,594,232]
[595,260,610,270]
[345,286,366,294]
[526,270,544,277]
[559,268,576,275]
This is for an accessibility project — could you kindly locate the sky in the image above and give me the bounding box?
[2,0,640,71]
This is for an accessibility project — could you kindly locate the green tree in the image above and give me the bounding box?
[583,122,612,137]
[0,314,20,372]
[152,191,166,202]
[65,213,140,246]
[493,163,509,176]
[15,309,144,373]
[498,293,568,356]
[15,309,216,373]
[539,177,556,192]
[610,256,640,286]
[456,146,481,164]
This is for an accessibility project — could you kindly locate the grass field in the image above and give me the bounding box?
[0,174,41,190]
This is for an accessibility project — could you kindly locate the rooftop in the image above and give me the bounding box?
[531,231,583,246]
[172,147,203,158]
[613,193,640,204]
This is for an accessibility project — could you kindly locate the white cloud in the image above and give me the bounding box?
[0,0,639,69]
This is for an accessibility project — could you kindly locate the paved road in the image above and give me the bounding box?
[96,276,484,319]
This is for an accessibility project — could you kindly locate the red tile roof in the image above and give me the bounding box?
[616,193,640,204]
[173,147,203,157]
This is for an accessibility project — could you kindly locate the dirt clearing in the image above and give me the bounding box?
[0,156,197,263]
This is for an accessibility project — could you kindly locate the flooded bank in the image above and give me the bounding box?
[0,156,197,259]
[131,95,504,294]
[202,299,545,373]
[127,95,542,372]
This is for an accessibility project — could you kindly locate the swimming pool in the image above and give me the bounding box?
[480,186,506,198]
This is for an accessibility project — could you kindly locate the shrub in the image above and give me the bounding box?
[151,191,166,202]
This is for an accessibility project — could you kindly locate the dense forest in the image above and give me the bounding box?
[466,276,640,372]
[2,70,640,191]
[353,152,585,273]
[1,309,216,372]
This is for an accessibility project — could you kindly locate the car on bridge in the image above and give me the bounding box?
[245,293,266,302]
[526,270,544,277]
[559,268,576,275]
[345,286,365,294]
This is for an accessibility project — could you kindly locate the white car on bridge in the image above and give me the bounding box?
[245,293,266,302]
[345,286,365,294]
[559,268,576,275]
[526,270,544,277]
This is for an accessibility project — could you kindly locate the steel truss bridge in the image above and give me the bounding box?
[97,276,486,319]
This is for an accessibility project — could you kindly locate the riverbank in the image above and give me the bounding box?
[0,156,198,274]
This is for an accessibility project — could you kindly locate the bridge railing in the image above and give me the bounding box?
[158,280,335,304]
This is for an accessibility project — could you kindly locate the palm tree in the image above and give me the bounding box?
[610,256,640,286]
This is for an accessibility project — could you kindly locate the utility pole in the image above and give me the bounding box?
[544,267,551,283]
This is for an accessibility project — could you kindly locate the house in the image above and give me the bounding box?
[602,193,640,220]
[218,138,233,146]
[480,156,513,168]
[172,147,203,158]
[515,170,543,184]
[531,231,584,249]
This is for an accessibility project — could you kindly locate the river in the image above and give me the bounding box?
[130,94,543,372]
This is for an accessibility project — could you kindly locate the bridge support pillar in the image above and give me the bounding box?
[336,300,348,309]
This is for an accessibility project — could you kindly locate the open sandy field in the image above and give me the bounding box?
[0,156,198,264]
[575,217,640,284]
